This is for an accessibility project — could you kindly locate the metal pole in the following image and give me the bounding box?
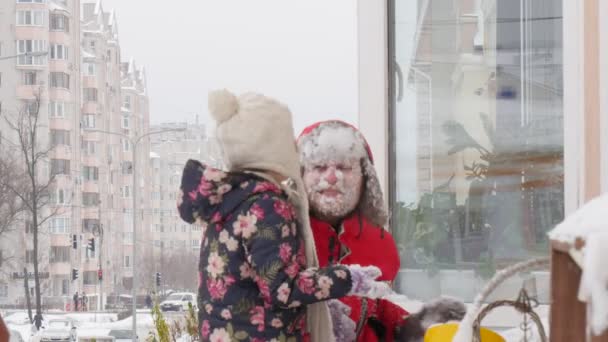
[131,140,138,342]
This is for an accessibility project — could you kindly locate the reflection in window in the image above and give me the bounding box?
[390,0,563,303]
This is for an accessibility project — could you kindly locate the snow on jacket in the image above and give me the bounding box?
[178,160,353,342]
[310,213,408,341]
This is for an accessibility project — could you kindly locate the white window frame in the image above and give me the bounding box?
[84,62,96,76]
[16,10,45,26]
[49,217,70,234]
[121,115,130,129]
[17,0,45,3]
[122,138,130,152]
[50,44,69,60]
[17,40,47,66]
[49,101,69,118]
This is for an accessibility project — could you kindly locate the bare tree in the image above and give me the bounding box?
[160,250,197,293]
[4,90,61,328]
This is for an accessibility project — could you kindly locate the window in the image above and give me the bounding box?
[121,186,130,198]
[25,221,33,234]
[26,250,36,263]
[84,62,95,76]
[17,0,45,3]
[16,10,45,26]
[389,0,563,303]
[49,217,70,234]
[81,140,96,155]
[50,159,70,176]
[82,219,99,233]
[124,255,130,267]
[192,240,199,248]
[50,246,70,263]
[83,88,98,102]
[121,161,133,175]
[0,283,7,297]
[49,72,70,89]
[22,100,39,116]
[123,95,131,110]
[82,166,99,181]
[50,44,68,60]
[83,271,97,285]
[22,71,38,85]
[17,40,47,65]
[49,101,70,118]
[50,129,70,146]
[82,114,96,128]
[89,40,96,52]
[82,192,99,207]
[123,232,133,244]
[121,115,129,129]
[182,225,186,233]
[51,188,68,205]
[49,13,69,32]
[154,240,161,247]
[122,139,130,152]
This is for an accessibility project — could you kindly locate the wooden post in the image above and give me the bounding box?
[550,244,608,341]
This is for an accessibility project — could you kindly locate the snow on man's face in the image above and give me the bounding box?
[303,158,363,222]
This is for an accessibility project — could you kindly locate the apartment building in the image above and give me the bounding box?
[0,0,150,309]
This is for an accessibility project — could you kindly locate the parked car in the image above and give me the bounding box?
[39,319,77,342]
[108,329,136,342]
[159,292,196,312]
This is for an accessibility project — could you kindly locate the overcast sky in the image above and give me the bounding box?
[101,0,358,133]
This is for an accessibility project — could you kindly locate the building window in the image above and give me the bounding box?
[49,217,70,234]
[82,219,100,234]
[83,88,98,102]
[81,140,96,155]
[49,101,70,118]
[50,246,70,263]
[121,186,130,198]
[21,100,39,116]
[192,240,199,248]
[49,13,69,32]
[82,192,100,207]
[17,40,47,65]
[83,271,97,285]
[17,0,46,3]
[82,114,96,128]
[50,44,68,60]
[51,188,68,205]
[49,72,70,89]
[388,0,563,302]
[26,250,36,263]
[50,159,70,176]
[16,10,45,26]
[121,161,133,175]
[22,71,39,85]
[50,129,70,146]
[81,166,99,181]
[122,139,130,152]
[124,255,130,268]
[123,95,131,110]
[121,115,129,129]
[84,62,96,76]
[0,283,8,297]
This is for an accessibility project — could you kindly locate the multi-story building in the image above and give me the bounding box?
[0,0,150,309]
[148,121,209,293]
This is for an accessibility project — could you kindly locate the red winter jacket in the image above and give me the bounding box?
[310,213,409,341]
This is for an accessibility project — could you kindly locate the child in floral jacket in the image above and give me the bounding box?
[178,90,391,342]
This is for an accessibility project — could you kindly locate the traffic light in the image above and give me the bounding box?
[72,235,77,249]
[87,238,95,252]
[155,272,161,287]
[71,268,79,281]
[97,269,103,281]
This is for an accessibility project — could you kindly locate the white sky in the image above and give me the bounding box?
[101,0,358,133]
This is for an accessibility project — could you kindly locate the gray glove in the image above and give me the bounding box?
[346,265,393,298]
[328,299,357,342]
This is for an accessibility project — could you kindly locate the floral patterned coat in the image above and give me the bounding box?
[178,160,353,342]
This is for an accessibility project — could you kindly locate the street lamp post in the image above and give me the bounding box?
[90,128,185,341]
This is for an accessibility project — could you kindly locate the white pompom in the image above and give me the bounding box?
[208,89,239,124]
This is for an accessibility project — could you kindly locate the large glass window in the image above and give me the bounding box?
[389,0,563,303]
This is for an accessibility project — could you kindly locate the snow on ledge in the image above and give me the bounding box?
[548,193,608,246]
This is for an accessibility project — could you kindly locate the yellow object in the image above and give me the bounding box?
[424,323,506,342]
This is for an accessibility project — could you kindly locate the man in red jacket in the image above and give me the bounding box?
[298,120,408,341]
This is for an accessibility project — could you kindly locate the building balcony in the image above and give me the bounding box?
[49,31,71,45]
[15,26,48,40]
[50,234,70,246]
[49,262,71,275]
[81,207,100,220]
[82,75,97,88]
[82,102,98,114]
[16,85,46,100]
[49,60,71,73]
[81,181,100,194]
[49,117,72,130]
[50,144,72,159]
